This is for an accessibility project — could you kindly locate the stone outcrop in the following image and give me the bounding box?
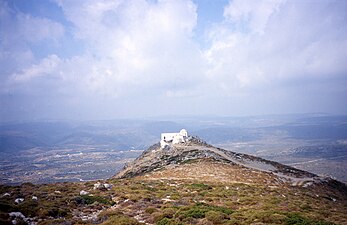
[115,137,334,186]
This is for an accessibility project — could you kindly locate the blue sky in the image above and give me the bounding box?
[1,0,347,121]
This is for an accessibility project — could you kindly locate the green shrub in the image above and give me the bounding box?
[286,213,312,225]
[205,210,225,224]
[153,208,176,222]
[47,207,69,218]
[101,213,140,225]
[156,217,179,225]
[18,200,39,217]
[162,208,176,218]
[285,213,335,225]
[192,202,233,215]
[190,183,212,190]
[177,203,233,220]
[75,195,112,205]
[183,208,206,219]
[145,207,157,214]
[248,210,286,224]
[181,159,199,164]
[224,218,242,225]
[300,203,312,211]
[153,212,165,222]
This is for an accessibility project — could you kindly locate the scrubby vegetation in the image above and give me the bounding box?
[75,195,113,205]
[98,210,140,225]
[0,158,346,224]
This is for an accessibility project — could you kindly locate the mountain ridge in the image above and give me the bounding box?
[116,137,325,183]
[115,136,347,200]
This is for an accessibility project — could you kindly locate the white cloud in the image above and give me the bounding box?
[11,55,61,82]
[0,1,64,45]
[204,0,347,96]
[223,0,285,34]
[16,14,64,43]
[0,1,64,84]
[2,0,347,120]
[52,0,204,97]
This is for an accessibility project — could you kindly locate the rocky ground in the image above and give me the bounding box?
[116,138,330,186]
[1,138,346,224]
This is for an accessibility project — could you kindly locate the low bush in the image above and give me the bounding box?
[38,218,75,225]
[181,208,205,219]
[156,217,180,225]
[47,207,69,218]
[285,213,335,225]
[75,195,112,205]
[205,210,226,224]
[145,207,157,214]
[153,208,177,222]
[176,202,233,220]
[247,210,286,224]
[190,183,212,190]
[18,199,39,217]
[100,213,140,225]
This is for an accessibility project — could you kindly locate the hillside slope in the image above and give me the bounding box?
[115,137,340,188]
[0,137,346,225]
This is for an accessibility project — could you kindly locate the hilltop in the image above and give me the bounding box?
[0,137,347,224]
[115,137,342,188]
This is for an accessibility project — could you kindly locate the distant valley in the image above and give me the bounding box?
[1,114,347,184]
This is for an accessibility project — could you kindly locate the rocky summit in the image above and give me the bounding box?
[1,137,347,225]
[115,137,344,189]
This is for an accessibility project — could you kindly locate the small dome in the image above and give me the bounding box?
[180,129,188,136]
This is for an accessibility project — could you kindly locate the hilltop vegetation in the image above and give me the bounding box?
[1,137,347,224]
[0,172,346,224]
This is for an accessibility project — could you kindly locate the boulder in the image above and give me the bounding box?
[93,182,112,190]
[9,212,25,219]
[93,182,103,190]
[103,183,113,190]
[14,198,24,204]
[80,190,89,196]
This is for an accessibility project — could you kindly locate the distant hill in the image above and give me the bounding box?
[2,115,347,152]
[1,114,347,185]
[0,121,165,152]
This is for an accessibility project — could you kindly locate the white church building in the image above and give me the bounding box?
[160,129,188,148]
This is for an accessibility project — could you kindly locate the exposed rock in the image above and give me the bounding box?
[80,190,89,196]
[114,137,347,192]
[9,212,36,225]
[9,212,25,219]
[162,196,174,203]
[73,208,103,223]
[93,182,113,190]
[14,198,24,204]
[93,182,103,190]
[119,199,134,207]
[103,183,112,190]
[2,193,10,197]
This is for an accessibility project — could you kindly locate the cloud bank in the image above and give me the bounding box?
[1,0,347,121]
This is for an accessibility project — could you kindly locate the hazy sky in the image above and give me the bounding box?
[1,0,347,121]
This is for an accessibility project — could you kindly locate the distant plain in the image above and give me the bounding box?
[1,114,347,184]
